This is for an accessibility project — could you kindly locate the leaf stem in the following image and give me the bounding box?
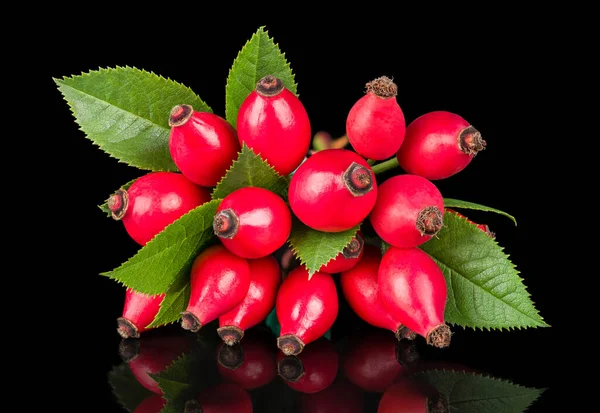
[367,159,376,166]
[371,157,399,175]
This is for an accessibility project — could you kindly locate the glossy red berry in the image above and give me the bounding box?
[116,288,166,339]
[108,171,210,246]
[445,208,495,238]
[218,255,282,345]
[378,378,449,413]
[369,174,444,248]
[378,247,451,348]
[342,329,418,393]
[277,338,339,394]
[184,383,253,413]
[276,266,339,356]
[133,394,166,413]
[288,149,377,232]
[168,104,240,187]
[319,231,365,274]
[237,74,311,176]
[214,187,292,259]
[299,379,365,413]
[396,110,486,180]
[181,245,251,332]
[346,76,406,160]
[340,245,414,340]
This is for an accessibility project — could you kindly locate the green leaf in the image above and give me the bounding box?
[108,363,153,412]
[443,198,517,225]
[225,26,297,126]
[288,219,360,277]
[54,66,212,171]
[420,212,548,330]
[146,275,191,329]
[413,370,545,413]
[212,143,290,200]
[98,178,137,217]
[101,200,220,295]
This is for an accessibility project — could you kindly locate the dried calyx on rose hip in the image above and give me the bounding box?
[117,288,165,339]
[319,231,365,273]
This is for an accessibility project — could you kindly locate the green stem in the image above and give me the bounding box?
[371,157,399,175]
[367,159,376,166]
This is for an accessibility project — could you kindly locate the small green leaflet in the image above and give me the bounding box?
[212,143,290,200]
[146,275,191,329]
[443,198,517,225]
[413,370,545,413]
[101,200,220,296]
[108,363,153,412]
[54,66,212,171]
[420,212,548,330]
[289,219,360,277]
[225,26,297,126]
[98,178,137,217]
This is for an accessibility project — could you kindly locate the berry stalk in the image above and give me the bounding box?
[371,157,399,175]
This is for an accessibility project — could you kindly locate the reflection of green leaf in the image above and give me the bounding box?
[108,363,153,412]
[420,212,548,330]
[443,198,517,224]
[413,370,546,413]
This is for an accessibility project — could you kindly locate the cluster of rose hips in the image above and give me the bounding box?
[112,74,486,356]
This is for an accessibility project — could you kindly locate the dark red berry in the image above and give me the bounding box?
[277,337,339,394]
[299,379,365,413]
[181,245,251,332]
[133,394,166,413]
[237,74,311,176]
[276,266,339,356]
[184,383,252,413]
[445,208,495,238]
[319,231,365,274]
[214,187,292,259]
[378,378,449,413]
[340,245,414,340]
[396,110,486,180]
[117,288,165,339]
[369,174,444,248]
[168,104,240,187]
[108,171,210,246]
[378,247,451,348]
[346,76,406,160]
[218,255,282,345]
[288,149,377,232]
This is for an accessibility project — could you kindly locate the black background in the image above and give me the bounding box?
[40,9,565,412]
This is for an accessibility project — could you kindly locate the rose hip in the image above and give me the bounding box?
[378,379,449,413]
[133,394,166,413]
[369,174,444,248]
[214,187,292,259]
[288,149,377,232]
[299,379,365,413]
[184,383,252,413]
[107,171,210,246]
[237,74,311,176]
[396,110,486,180]
[319,231,365,274]
[218,255,282,345]
[378,247,451,348]
[180,245,251,332]
[116,288,165,339]
[276,266,339,356]
[346,76,406,160]
[168,104,240,187]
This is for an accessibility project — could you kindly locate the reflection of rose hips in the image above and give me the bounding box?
[218,255,282,345]
[214,187,292,259]
[237,74,311,176]
[369,174,444,248]
[276,266,338,356]
[445,208,495,238]
[184,383,252,413]
[133,394,166,413]
[288,149,377,232]
[299,379,364,413]
[277,338,339,394]
[319,231,365,274]
[346,76,406,160]
[378,247,451,348]
[168,104,240,187]
[340,244,414,340]
[116,288,165,339]
[107,171,210,246]
[181,245,251,332]
[378,378,449,413]
[396,110,486,180]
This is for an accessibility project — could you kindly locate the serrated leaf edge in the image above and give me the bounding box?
[443,197,517,225]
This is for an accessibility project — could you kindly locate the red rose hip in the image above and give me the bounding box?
[396,110,486,180]
[180,245,251,332]
[346,76,406,160]
[319,231,365,274]
[369,174,444,248]
[378,378,449,413]
[378,247,451,348]
[288,149,377,232]
[184,383,252,413]
[117,288,166,339]
[276,266,339,356]
[218,255,282,345]
[108,171,210,246]
[168,104,240,187]
[214,187,292,259]
[237,74,311,176]
[133,394,166,413]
